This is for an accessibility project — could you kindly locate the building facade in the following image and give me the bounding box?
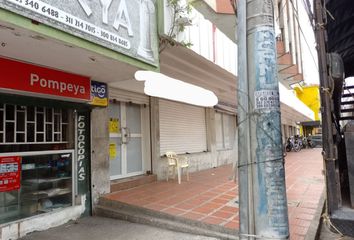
[0,0,317,239]
[0,0,158,239]
[193,0,317,140]
[293,84,321,136]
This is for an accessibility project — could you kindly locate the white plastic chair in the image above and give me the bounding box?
[165,151,189,184]
[165,151,177,182]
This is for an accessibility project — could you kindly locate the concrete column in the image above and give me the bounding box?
[91,107,110,207]
[237,0,289,238]
[206,108,217,167]
[150,97,161,177]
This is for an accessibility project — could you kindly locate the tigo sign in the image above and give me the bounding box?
[91,81,108,107]
[0,57,91,101]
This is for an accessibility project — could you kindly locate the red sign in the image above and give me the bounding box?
[0,156,21,192]
[0,57,91,101]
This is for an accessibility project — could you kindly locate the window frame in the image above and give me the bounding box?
[216,112,236,151]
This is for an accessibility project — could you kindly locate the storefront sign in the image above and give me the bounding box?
[91,81,108,107]
[77,115,87,182]
[0,156,21,192]
[76,111,91,213]
[0,57,91,101]
[0,0,158,66]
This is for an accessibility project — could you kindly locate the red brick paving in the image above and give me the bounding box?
[105,148,324,239]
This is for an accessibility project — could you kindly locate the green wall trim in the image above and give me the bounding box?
[0,8,160,72]
[157,0,165,36]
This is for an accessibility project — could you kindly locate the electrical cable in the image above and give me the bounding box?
[289,0,319,71]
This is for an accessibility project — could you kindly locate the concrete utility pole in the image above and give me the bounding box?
[237,0,289,239]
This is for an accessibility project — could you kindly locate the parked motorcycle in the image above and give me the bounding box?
[294,135,304,150]
[285,136,301,152]
[306,136,315,148]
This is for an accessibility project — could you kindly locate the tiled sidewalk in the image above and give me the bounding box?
[105,148,324,239]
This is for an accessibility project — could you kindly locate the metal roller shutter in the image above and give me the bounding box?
[109,87,149,105]
[159,99,207,155]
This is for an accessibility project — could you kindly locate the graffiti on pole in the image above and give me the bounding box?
[254,26,289,236]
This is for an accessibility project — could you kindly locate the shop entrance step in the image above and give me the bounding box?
[95,197,238,240]
[110,174,157,192]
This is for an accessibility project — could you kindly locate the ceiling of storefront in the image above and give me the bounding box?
[0,20,143,92]
[325,0,354,77]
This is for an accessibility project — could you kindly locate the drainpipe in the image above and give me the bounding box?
[212,24,217,63]
[237,0,289,239]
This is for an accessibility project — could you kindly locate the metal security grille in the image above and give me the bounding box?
[0,104,69,144]
[159,99,207,155]
[215,112,236,150]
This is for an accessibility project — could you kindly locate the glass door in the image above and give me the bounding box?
[108,103,122,178]
[109,102,143,180]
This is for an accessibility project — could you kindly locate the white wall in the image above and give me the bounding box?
[279,82,315,120]
[163,0,237,76]
[162,0,315,130]
[298,0,320,84]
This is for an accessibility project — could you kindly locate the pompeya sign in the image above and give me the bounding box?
[0,0,158,66]
[0,57,107,105]
[0,57,91,101]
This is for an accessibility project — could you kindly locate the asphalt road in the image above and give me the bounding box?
[20,216,219,240]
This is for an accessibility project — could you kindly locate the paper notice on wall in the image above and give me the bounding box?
[0,156,21,192]
[109,118,120,133]
[109,143,117,160]
[254,90,280,110]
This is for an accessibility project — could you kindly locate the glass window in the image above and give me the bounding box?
[54,115,60,132]
[27,123,35,142]
[5,122,14,142]
[36,113,44,132]
[37,133,44,142]
[0,102,77,223]
[16,133,25,143]
[46,124,53,142]
[0,110,3,132]
[16,112,25,132]
[5,105,15,121]
[0,152,73,224]
[27,107,35,122]
[46,108,53,123]
[0,105,71,146]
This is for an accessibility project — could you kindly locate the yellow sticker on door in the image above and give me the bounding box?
[109,118,120,133]
[109,143,117,160]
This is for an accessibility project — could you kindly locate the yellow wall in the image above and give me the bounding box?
[294,85,321,121]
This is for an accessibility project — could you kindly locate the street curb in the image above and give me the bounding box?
[305,190,326,240]
[95,197,238,240]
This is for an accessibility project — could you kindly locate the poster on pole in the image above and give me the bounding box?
[0,156,21,192]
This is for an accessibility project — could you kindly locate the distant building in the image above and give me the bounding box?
[293,84,322,136]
